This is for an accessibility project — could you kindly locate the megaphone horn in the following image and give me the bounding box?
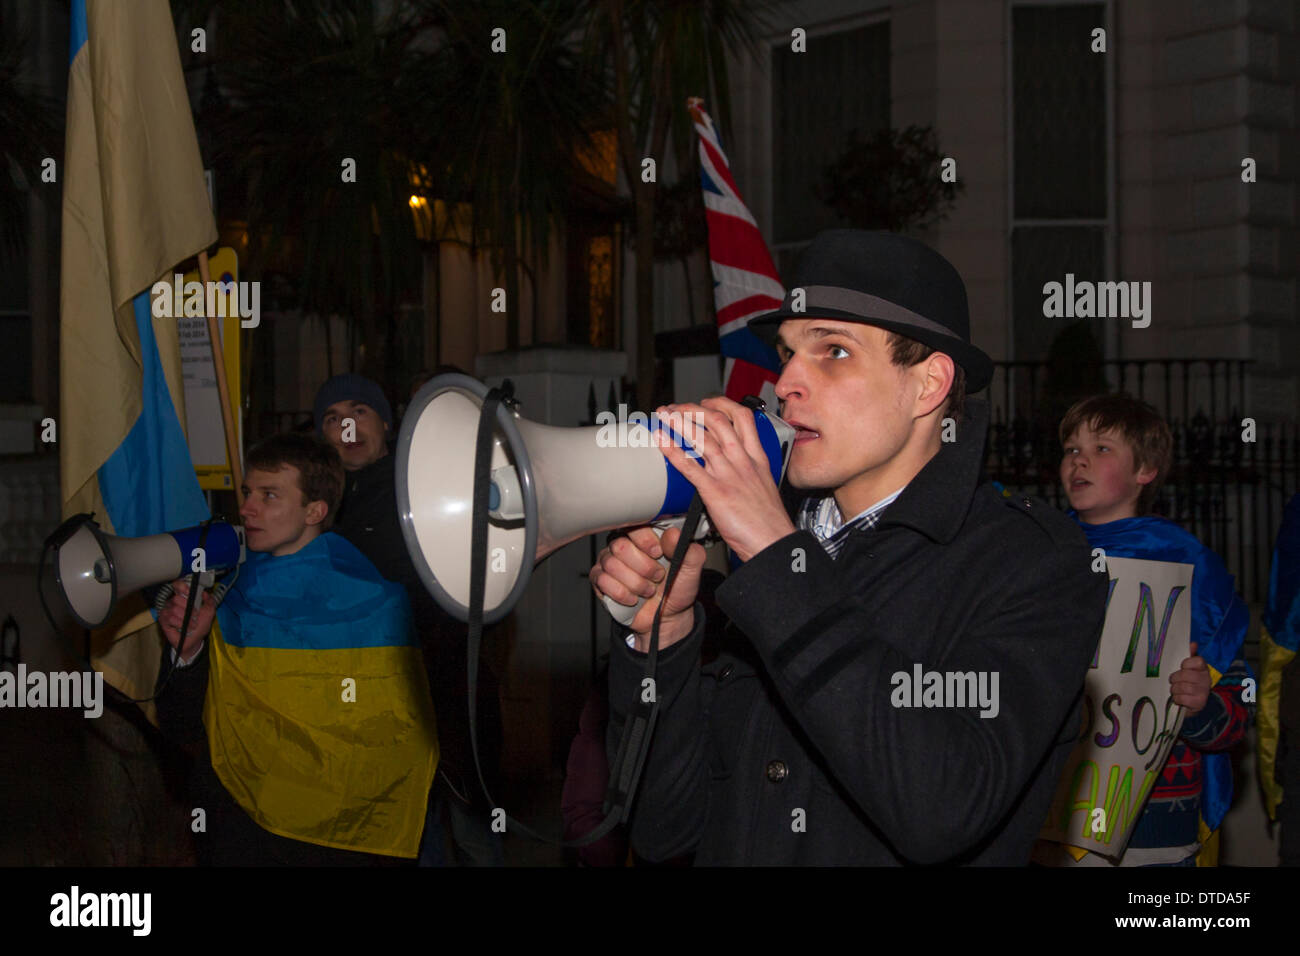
[395,374,795,625]
[47,515,245,629]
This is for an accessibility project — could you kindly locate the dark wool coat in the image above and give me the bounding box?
[607,399,1107,865]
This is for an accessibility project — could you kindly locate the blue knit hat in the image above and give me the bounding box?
[313,373,393,434]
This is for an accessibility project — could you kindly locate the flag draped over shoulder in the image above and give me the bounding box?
[688,98,784,408]
[60,0,217,718]
[206,534,438,858]
[1259,493,1300,819]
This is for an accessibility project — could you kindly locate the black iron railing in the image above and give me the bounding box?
[255,359,1296,606]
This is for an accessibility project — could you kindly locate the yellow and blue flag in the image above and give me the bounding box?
[1259,493,1300,819]
[60,0,218,718]
[206,533,438,858]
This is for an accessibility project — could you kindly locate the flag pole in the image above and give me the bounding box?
[198,250,245,507]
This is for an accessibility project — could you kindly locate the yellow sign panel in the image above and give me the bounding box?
[178,247,243,491]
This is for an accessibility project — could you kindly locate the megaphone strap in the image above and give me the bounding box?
[465,384,704,849]
[605,493,705,824]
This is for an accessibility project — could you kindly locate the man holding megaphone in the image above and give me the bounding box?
[155,433,437,865]
[591,230,1108,865]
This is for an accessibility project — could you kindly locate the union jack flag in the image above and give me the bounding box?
[688,97,784,409]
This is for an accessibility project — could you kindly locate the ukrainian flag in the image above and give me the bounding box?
[206,534,438,858]
[60,0,217,720]
[1259,493,1300,819]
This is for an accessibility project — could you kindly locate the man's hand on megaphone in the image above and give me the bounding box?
[654,397,796,562]
[159,579,216,664]
[591,526,705,653]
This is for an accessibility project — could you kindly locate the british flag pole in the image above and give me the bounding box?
[688,97,785,411]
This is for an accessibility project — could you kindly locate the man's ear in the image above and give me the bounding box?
[916,352,955,418]
[305,499,329,527]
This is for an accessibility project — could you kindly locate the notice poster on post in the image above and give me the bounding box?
[1038,556,1193,859]
[177,246,242,490]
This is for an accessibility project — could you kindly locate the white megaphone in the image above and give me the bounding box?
[395,373,796,626]
[46,514,246,629]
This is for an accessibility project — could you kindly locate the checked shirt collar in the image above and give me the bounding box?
[798,487,904,559]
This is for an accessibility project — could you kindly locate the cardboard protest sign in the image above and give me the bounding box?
[1039,556,1193,858]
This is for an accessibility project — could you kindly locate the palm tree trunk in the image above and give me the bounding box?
[506,125,523,351]
[505,223,520,351]
[606,0,654,410]
[324,308,334,378]
[680,255,695,326]
[359,201,376,375]
[634,185,656,409]
[637,77,674,409]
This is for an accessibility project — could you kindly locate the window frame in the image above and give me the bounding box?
[1005,0,1118,381]
[764,7,893,281]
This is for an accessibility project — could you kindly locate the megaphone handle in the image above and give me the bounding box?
[151,570,222,614]
[602,527,673,627]
[601,511,709,626]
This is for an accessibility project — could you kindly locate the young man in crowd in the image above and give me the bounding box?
[590,229,1107,864]
[1035,394,1252,866]
[155,433,437,864]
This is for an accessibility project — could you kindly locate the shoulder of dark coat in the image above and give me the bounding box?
[973,485,1090,551]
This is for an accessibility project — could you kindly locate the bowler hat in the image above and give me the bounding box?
[748,230,993,392]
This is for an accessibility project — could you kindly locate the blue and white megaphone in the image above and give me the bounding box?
[395,373,795,626]
[47,514,245,629]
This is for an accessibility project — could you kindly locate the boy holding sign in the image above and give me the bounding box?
[1037,394,1252,866]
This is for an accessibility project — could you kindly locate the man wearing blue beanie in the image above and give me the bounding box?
[313,373,394,472]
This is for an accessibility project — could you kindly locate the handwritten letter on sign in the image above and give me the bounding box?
[1039,556,1193,858]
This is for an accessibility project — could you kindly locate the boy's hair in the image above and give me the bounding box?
[1058,393,1173,515]
[886,332,968,423]
[245,433,345,529]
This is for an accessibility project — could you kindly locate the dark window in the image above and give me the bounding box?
[1012,4,1106,219]
[0,315,31,402]
[0,210,32,401]
[771,19,891,271]
[1011,2,1108,365]
[1011,225,1106,361]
